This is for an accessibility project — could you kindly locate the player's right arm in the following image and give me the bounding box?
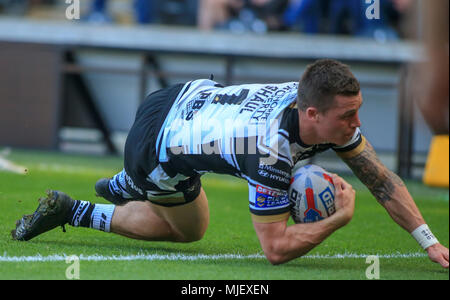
[253,175,355,265]
[339,138,449,268]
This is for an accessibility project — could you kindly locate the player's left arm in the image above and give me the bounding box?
[339,138,449,268]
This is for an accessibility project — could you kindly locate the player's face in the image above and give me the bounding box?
[317,93,363,145]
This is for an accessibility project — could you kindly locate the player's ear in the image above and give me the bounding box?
[306,107,319,121]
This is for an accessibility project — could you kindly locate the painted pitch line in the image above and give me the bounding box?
[0,252,428,262]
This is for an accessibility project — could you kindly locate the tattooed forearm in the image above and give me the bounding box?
[343,141,405,204]
[340,140,425,233]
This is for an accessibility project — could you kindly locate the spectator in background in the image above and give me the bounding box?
[283,0,325,34]
[85,0,155,24]
[282,0,363,35]
[355,0,413,41]
[246,0,289,31]
[85,0,112,23]
[0,0,30,16]
[197,0,243,31]
[283,0,412,41]
[198,0,288,33]
[134,0,154,24]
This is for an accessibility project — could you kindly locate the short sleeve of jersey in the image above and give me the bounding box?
[332,128,366,159]
[245,152,292,224]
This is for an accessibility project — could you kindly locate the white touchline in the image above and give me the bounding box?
[0,252,428,262]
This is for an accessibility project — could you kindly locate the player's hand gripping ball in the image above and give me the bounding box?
[289,164,336,223]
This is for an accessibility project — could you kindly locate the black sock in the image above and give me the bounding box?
[68,200,95,228]
[67,200,116,232]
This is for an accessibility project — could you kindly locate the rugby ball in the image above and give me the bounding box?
[289,165,336,223]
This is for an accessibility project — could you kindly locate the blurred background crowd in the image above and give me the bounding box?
[0,0,414,41]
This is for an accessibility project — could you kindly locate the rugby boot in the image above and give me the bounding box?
[11,190,75,241]
[95,178,129,205]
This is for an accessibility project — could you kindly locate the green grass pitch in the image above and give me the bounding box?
[0,149,448,280]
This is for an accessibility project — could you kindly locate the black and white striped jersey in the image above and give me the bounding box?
[154,79,365,222]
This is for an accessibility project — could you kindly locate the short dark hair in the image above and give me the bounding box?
[297,59,360,113]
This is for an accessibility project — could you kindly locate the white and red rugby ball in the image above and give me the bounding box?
[289,164,336,223]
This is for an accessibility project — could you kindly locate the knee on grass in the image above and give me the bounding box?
[171,225,207,243]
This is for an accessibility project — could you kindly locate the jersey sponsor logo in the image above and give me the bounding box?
[256,185,282,197]
[257,169,270,178]
[256,196,267,207]
[254,185,289,208]
[238,84,297,124]
[257,163,291,184]
[184,92,210,121]
[267,173,290,185]
[211,89,250,106]
[259,163,290,178]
